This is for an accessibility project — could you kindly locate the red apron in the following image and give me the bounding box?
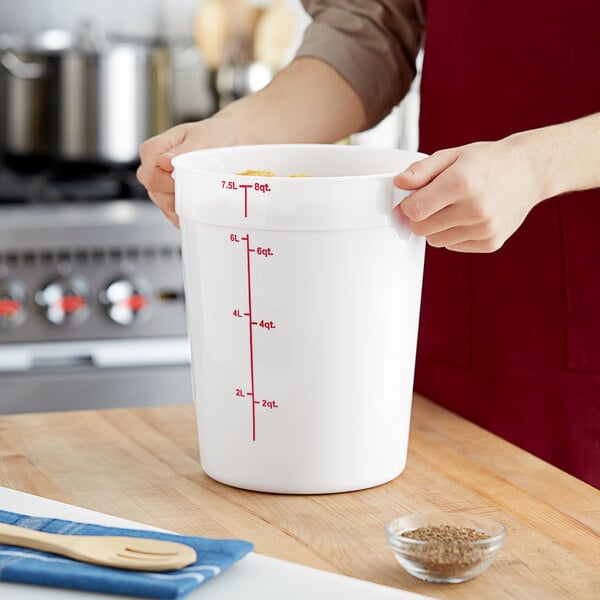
[416,0,600,487]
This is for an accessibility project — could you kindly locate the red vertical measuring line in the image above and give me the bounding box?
[243,233,257,441]
[241,184,251,218]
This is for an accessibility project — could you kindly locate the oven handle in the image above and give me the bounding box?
[0,338,190,373]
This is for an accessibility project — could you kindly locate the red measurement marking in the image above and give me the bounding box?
[53,295,87,313]
[0,299,21,316]
[244,233,257,441]
[240,184,252,218]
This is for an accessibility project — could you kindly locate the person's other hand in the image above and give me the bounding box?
[394,139,544,252]
[137,119,237,227]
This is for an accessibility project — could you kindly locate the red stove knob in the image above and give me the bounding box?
[36,275,91,326]
[0,279,28,329]
[99,277,153,326]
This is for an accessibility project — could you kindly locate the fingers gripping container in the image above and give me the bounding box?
[173,144,426,494]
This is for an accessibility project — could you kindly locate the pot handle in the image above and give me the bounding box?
[0,51,44,79]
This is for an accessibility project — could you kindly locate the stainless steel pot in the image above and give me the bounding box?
[0,26,173,164]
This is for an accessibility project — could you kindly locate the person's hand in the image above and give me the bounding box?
[394,138,545,252]
[137,118,237,227]
[137,56,368,227]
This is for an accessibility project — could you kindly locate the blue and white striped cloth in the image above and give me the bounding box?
[0,510,253,599]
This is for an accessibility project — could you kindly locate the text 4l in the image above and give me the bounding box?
[232,310,276,330]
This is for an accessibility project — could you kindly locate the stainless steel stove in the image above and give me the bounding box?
[0,158,192,414]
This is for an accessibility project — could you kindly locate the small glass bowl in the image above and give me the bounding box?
[385,513,506,583]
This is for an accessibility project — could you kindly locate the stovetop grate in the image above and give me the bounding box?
[0,156,148,204]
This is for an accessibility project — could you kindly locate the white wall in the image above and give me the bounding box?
[0,0,307,41]
[0,0,200,40]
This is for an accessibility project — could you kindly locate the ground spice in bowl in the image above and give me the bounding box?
[400,525,492,579]
[385,514,506,583]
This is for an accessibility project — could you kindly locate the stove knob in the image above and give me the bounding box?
[0,279,28,330]
[36,275,91,326]
[100,277,153,326]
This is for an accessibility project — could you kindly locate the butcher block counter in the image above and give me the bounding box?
[0,394,598,599]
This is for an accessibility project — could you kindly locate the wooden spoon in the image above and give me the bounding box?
[0,522,197,571]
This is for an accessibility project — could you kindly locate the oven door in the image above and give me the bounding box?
[0,337,192,413]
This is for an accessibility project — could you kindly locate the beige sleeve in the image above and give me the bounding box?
[296,0,424,129]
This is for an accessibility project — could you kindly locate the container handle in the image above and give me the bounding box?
[0,51,44,79]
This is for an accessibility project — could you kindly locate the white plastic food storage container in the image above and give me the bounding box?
[174,144,425,493]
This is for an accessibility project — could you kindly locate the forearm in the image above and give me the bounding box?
[508,112,600,201]
[215,57,367,144]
